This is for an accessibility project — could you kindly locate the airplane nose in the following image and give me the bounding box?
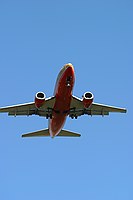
[64,63,74,73]
[67,63,73,66]
[65,63,73,68]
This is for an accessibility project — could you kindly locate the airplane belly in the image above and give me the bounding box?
[49,113,67,137]
[49,64,75,137]
[49,92,72,137]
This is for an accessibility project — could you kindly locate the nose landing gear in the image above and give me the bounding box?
[66,76,72,87]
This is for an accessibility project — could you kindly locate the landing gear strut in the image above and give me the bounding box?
[70,114,78,119]
[46,114,52,119]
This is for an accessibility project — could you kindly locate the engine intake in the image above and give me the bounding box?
[82,92,94,108]
[35,92,46,108]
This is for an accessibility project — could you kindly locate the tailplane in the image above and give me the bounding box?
[22,129,81,138]
[22,129,49,137]
[57,129,81,137]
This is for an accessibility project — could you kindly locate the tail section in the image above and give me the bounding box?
[57,130,81,137]
[22,129,49,137]
[22,129,81,138]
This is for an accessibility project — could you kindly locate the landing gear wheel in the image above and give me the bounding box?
[50,114,52,119]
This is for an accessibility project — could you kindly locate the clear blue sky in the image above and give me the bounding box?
[0,0,132,200]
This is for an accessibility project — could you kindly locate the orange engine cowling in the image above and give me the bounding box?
[82,92,94,108]
[35,92,46,108]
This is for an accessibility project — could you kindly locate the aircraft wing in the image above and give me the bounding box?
[0,97,55,117]
[69,95,127,117]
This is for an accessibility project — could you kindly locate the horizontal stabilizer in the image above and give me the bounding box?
[57,129,81,137]
[22,129,49,137]
[22,129,81,138]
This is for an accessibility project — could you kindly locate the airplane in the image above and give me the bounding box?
[0,63,127,138]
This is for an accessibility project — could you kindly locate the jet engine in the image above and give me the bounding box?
[35,92,46,108]
[82,92,94,108]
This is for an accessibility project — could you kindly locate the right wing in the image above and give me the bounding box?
[0,96,55,117]
[69,95,127,118]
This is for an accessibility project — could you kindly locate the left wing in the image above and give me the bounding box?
[0,97,55,117]
[69,95,127,118]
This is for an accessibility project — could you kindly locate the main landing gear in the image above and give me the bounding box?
[46,114,52,119]
[70,114,78,119]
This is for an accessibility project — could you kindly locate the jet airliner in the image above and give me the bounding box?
[0,63,127,138]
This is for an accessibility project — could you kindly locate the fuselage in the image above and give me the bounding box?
[49,63,75,137]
